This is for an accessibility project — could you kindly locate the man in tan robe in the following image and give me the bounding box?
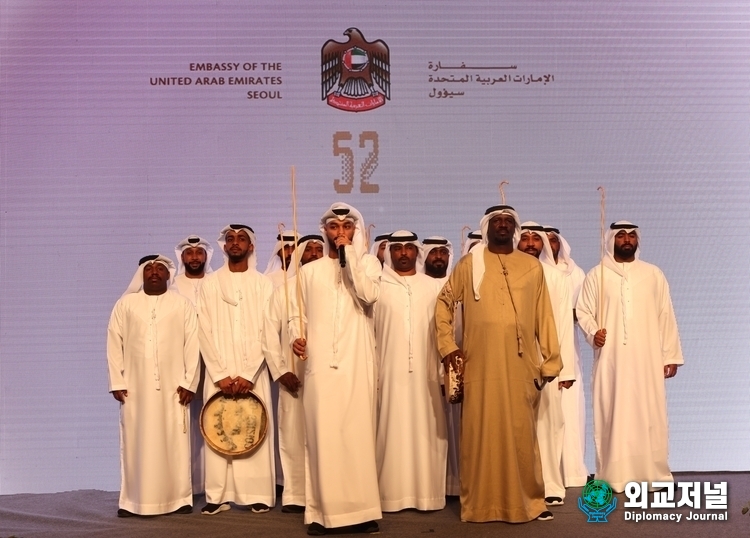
[435,205,562,523]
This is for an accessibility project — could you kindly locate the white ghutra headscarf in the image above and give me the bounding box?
[122,254,175,297]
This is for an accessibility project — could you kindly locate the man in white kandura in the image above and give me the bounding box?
[543,225,589,488]
[291,203,382,536]
[576,221,683,493]
[264,231,298,290]
[198,224,276,515]
[107,254,200,517]
[263,230,298,498]
[173,235,214,305]
[420,235,460,497]
[369,233,390,266]
[375,231,447,512]
[421,236,453,284]
[463,230,482,256]
[263,234,325,514]
[172,235,214,495]
[518,222,576,507]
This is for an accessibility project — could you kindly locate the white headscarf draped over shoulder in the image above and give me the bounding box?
[462,230,482,257]
[542,225,580,277]
[174,235,214,276]
[384,230,422,272]
[292,234,325,275]
[215,224,258,307]
[122,254,175,297]
[369,233,391,256]
[520,221,555,266]
[421,236,453,276]
[217,223,258,270]
[264,231,299,275]
[471,205,522,301]
[603,220,641,277]
[319,202,368,259]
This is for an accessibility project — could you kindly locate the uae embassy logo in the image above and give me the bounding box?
[321,28,391,112]
[578,480,618,522]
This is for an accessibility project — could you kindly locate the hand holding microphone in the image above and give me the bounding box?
[333,234,352,268]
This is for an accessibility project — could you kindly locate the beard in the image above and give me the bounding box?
[425,261,447,278]
[184,262,205,276]
[227,251,248,264]
[489,233,513,246]
[614,243,637,259]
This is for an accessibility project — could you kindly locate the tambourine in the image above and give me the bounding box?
[200,391,269,456]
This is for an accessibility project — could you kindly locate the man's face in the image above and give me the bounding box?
[142,262,170,294]
[389,243,418,274]
[301,241,324,265]
[376,241,387,264]
[547,233,560,262]
[224,230,253,263]
[278,244,295,269]
[324,219,355,247]
[517,232,543,259]
[424,246,450,278]
[613,230,638,259]
[486,214,516,245]
[181,247,207,276]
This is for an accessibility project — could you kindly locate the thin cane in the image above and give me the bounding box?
[291,166,307,360]
[277,222,295,376]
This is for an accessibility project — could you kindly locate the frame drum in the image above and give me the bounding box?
[200,391,269,456]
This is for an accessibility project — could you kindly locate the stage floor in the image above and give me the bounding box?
[0,472,747,538]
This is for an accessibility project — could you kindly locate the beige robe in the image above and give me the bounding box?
[435,248,562,523]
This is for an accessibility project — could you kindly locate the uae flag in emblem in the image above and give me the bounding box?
[343,47,368,72]
[321,28,390,112]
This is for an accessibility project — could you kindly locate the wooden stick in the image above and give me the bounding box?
[291,166,307,360]
[597,186,606,329]
[499,180,509,204]
[366,224,375,250]
[277,223,294,376]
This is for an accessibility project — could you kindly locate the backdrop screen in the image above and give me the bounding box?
[1,0,748,493]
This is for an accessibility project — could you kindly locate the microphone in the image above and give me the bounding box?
[338,245,346,268]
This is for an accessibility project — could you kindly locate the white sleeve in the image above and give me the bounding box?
[106,300,127,392]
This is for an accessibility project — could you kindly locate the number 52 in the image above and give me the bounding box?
[333,131,379,194]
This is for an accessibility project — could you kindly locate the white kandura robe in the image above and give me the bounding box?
[266,268,287,291]
[576,259,683,493]
[291,251,383,528]
[445,290,462,496]
[263,275,306,507]
[537,263,575,500]
[172,273,207,494]
[374,269,447,512]
[198,266,276,506]
[107,290,200,515]
[264,267,290,491]
[556,261,589,487]
[426,273,461,497]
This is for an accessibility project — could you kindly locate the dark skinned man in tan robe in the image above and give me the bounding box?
[435,205,562,523]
